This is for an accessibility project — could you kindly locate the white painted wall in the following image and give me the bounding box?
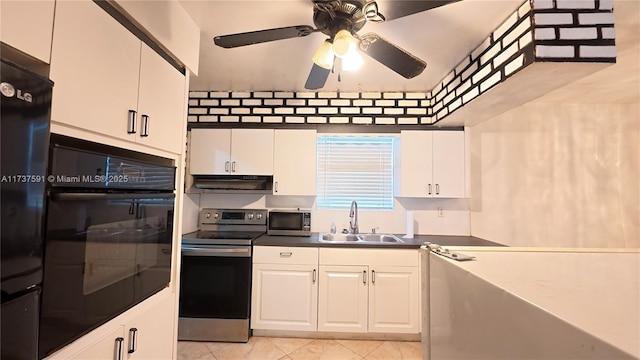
[467,1,640,248]
[468,102,639,248]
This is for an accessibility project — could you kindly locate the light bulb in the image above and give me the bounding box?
[342,47,364,71]
[312,40,335,69]
[333,29,356,58]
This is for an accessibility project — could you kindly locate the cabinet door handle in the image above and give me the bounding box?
[279,252,292,257]
[231,161,236,172]
[435,184,440,195]
[363,270,367,284]
[140,115,149,137]
[372,270,376,284]
[274,181,278,193]
[115,337,124,360]
[127,327,138,354]
[225,161,230,172]
[428,184,432,195]
[312,269,316,283]
[127,110,137,134]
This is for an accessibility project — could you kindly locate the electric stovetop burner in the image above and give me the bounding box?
[182,208,268,246]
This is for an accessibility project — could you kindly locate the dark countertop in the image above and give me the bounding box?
[252,232,504,249]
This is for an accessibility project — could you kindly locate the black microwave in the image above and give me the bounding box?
[267,210,311,236]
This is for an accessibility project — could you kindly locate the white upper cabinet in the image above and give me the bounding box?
[50,0,140,138]
[0,0,55,63]
[50,1,186,154]
[396,130,465,198]
[431,131,466,198]
[136,44,186,154]
[273,129,317,196]
[189,128,274,175]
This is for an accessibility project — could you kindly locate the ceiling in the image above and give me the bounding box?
[180,0,524,92]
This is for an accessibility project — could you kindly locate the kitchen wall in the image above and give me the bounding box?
[183,1,638,246]
[468,102,638,248]
[183,190,471,236]
[467,1,640,248]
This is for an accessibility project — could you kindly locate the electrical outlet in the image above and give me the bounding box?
[437,207,444,217]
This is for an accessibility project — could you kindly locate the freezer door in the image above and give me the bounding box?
[0,288,40,359]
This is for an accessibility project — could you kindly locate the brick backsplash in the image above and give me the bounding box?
[188,0,616,126]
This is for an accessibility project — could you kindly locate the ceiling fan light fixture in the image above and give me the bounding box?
[332,29,357,58]
[312,40,335,70]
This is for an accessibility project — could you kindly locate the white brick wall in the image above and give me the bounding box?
[187,0,616,127]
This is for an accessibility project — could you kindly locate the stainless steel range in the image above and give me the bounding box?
[178,208,267,342]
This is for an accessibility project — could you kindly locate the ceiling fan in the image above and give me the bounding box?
[213,0,461,90]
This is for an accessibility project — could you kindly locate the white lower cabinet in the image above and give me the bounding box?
[47,292,175,360]
[68,326,125,360]
[318,265,369,332]
[251,247,318,331]
[252,246,420,335]
[367,266,420,333]
[318,248,420,334]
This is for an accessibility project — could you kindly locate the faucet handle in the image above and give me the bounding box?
[371,227,379,234]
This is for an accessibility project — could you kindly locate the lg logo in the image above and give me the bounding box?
[0,82,32,103]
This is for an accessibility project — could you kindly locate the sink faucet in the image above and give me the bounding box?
[349,200,359,234]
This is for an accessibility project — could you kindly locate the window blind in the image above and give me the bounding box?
[316,135,394,210]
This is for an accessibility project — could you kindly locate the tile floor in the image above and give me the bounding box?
[177,337,422,360]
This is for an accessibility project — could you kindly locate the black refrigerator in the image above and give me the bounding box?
[1,58,53,359]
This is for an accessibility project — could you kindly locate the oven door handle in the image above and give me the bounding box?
[181,246,251,257]
[50,193,175,201]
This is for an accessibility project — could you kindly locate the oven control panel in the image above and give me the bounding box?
[200,208,267,225]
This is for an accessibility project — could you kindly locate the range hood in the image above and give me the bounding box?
[192,175,273,192]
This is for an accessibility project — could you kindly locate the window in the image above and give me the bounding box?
[316,135,395,210]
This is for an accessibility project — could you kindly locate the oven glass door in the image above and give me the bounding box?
[179,245,251,320]
[39,193,174,358]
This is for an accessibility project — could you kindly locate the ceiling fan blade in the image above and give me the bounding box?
[305,64,331,90]
[379,0,461,21]
[214,25,316,48]
[359,33,426,79]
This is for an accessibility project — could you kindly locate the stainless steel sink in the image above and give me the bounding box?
[319,233,360,242]
[318,233,404,244]
[357,234,403,243]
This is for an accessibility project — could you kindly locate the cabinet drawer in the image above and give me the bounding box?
[319,248,418,267]
[253,246,318,265]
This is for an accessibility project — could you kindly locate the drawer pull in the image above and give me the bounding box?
[279,252,292,257]
[115,337,124,360]
[127,327,138,353]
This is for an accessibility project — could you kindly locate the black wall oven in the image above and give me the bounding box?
[38,135,176,358]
